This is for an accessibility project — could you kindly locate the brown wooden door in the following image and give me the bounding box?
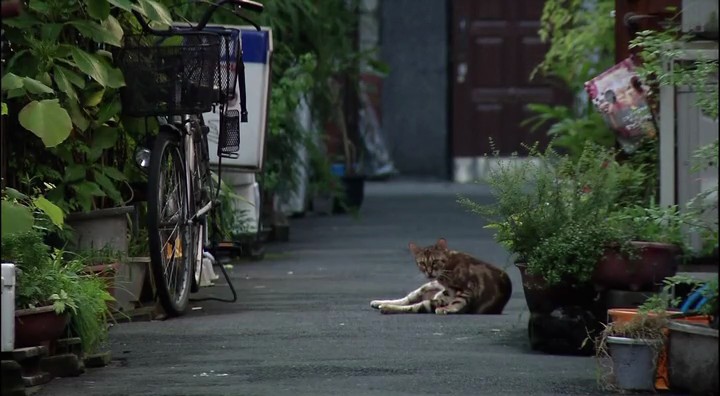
[450,0,569,157]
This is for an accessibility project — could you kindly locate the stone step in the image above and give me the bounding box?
[40,354,85,378]
[83,351,112,368]
[54,338,82,357]
[0,346,52,389]
[1,360,27,396]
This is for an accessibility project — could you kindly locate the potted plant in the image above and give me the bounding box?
[604,275,715,391]
[307,140,343,216]
[2,212,114,357]
[594,202,686,292]
[459,141,652,354]
[459,142,649,348]
[2,230,73,349]
[329,80,366,215]
[594,314,667,392]
[462,141,649,285]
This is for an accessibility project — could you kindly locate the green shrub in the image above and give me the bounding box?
[459,141,649,285]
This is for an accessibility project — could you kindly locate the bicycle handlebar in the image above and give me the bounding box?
[131,0,264,36]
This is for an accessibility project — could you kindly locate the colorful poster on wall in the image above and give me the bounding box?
[585,57,658,153]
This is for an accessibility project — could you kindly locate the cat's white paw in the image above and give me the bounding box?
[435,307,449,315]
[379,305,396,314]
[370,300,384,309]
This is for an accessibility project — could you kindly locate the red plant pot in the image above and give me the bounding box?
[14,306,70,349]
[594,241,681,292]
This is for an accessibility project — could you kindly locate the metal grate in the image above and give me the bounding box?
[116,33,220,117]
[218,109,240,158]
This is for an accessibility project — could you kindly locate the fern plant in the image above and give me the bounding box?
[459,140,649,286]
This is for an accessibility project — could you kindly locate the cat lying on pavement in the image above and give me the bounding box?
[370,238,512,315]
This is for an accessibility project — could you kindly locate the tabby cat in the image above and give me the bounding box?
[370,238,512,314]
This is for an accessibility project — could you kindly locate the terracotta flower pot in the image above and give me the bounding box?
[14,306,70,349]
[594,241,681,292]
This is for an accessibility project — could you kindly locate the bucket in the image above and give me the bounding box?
[667,321,719,395]
[607,308,711,390]
[607,336,663,391]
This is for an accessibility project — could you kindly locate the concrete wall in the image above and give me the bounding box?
[380,0,449,179]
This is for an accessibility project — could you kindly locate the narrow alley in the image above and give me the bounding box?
[38,181,603,396]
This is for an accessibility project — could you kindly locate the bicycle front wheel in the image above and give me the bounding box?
[147,131,195,316]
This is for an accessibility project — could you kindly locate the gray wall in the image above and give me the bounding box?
[380,0,449,179]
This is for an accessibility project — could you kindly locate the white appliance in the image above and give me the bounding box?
[203,26,273,240]
[2,263,16,352]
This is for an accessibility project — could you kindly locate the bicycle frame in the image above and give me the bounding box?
[122,0,264,314]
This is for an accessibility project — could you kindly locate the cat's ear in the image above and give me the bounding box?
[408,242,420,256]
[436,238,448,250]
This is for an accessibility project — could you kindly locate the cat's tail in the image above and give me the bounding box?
[487,271,513,315]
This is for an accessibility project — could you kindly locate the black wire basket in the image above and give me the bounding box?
[116,32,220,117]
[205,27,241,103]
[218,109,240,158]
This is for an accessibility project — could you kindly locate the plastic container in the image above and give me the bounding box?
[667,321,719,395]
[1,263,16,352]
[607,308,711,390]
[607,336,663,391]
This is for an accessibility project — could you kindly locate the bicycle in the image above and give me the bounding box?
[117,0,264,316]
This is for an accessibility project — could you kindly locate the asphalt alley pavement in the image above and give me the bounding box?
[38,181,609,396]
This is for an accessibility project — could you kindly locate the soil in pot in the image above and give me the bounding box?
[594,241,681,291]
[14,306,70,349]
[607,336,662,391]
[667,321,719,395]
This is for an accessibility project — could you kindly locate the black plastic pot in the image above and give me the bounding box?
[516,263,598,314]
[333,175,365,214]
[517,263,603,356]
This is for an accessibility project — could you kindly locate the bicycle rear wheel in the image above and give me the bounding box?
[147,130,195,316]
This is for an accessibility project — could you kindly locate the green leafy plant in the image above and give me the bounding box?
[606,200,686,247]
[0,73,72,147]
[2,0,172,213]
[161,0,386,193]
[684,141,719,256]
[522,104,615,159]
[629,25,718,120]
[525,0,616,158]
[1,229,76,312]
[260,53,317,195]
[1,227,114,354]
[639,275,719,321]
[211,173,253,241]
[307,137,343,199]
[1,184,64,237]
[128,226,150,258]
[64,253,115,354]
[628,20,718,254]
[459,140,649,285]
